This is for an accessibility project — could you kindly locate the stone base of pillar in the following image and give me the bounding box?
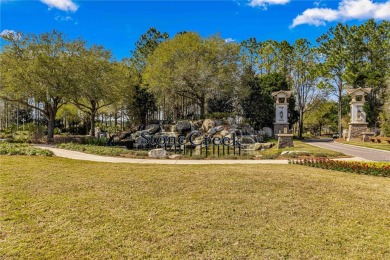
[347,123,368,141]
[274,123,289,138]
[362,132,375,142]
[277,134,294,149]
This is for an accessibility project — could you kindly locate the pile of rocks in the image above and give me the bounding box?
[110,118,274,153]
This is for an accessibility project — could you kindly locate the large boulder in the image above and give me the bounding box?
[202,119,215,132]
[146,124,161,134]
[262,142,274,149]
[148,148,169,158]
[220,130,229,136]
[226,117,235,125]
[208,127,217,135]
[119,131,132,139]
[241,136,256,144]
[192,120,203,130]
[135,136,149,146]
[215,125,224,132]
[169,154,184,159]
[254,143,263,150]
[176,121,192,133]
[163,124,175,132]
[214,119,223,126]
[263,127,273,137]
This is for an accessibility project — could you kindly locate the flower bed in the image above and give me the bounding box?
[289,158,390,177]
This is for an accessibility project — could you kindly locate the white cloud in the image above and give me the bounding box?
[55,15,73,21]
[291,0,390,28]
[0,29,21,40]
[249,0,289,9]
[313,0,322,7]
[224,38,236,43]
[41,0,78,12]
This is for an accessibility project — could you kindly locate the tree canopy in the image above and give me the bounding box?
[1,19,389,138]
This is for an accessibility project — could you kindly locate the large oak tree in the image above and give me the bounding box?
[142,32,240,117]
[0,31,80,139]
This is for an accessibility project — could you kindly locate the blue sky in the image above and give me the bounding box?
[1,0,389,59]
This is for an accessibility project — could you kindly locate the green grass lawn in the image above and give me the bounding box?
[1,156,390,258]
[260,140,345,159]
[336,139,390,151]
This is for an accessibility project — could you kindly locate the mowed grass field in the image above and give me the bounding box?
[1,156,390,259]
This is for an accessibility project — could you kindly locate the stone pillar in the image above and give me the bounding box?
[277,134,294,149]
[272,90,292,138]
[346,88,372,141]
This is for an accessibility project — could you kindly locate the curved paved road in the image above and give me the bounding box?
[306,141,390,162]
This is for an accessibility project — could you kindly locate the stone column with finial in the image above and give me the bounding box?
[346,87,373,141]
[272,90,292,138]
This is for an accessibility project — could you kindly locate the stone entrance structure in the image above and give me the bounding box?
[272,90,292,138]
[346,87,372,141]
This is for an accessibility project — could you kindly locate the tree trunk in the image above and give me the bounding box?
[47,112,56,140]
[298,109,304,139]
[199,95,205,117]
[338,86,343,136]
[90,112,96,137]
[89,101,98,137]
[114,109,118,126]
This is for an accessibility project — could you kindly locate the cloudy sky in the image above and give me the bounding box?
[1,0,389,59]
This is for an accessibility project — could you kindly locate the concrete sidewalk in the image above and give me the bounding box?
[33,144,370,165]
[34,145,290,165]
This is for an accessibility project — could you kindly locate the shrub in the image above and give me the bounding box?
[56,143,131,157]
[83,137,108,146]
[0,143,53,156]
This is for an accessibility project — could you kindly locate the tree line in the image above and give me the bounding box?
[1,19,389,139]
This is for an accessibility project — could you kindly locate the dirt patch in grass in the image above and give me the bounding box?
[1,156,390,258]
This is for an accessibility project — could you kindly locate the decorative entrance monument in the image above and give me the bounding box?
[272,90,292,137]
[272,90,294,148]
[346,87,373,141]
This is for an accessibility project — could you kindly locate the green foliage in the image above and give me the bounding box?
[379,80,390,136]
[127,85,157,125]
[2,22,389,137]
[12,131,31,143]
[206,112,233,120]
[241,69,297,130]
[130,27,169,73]
[240,67,274,129]
[0,31,83,138]
[207,95,234,114]
[55,143,148,158]
[317,20,390,134]
[124,28,169,124]
[305,99,338,134]
[143,32,240,117]
[0,143,53,156]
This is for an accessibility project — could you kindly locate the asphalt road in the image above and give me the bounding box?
[306,141,390,162]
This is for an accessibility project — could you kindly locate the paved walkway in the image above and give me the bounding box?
[33,143,382,165]
[306,141,390,162]
[34,145,289,165]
